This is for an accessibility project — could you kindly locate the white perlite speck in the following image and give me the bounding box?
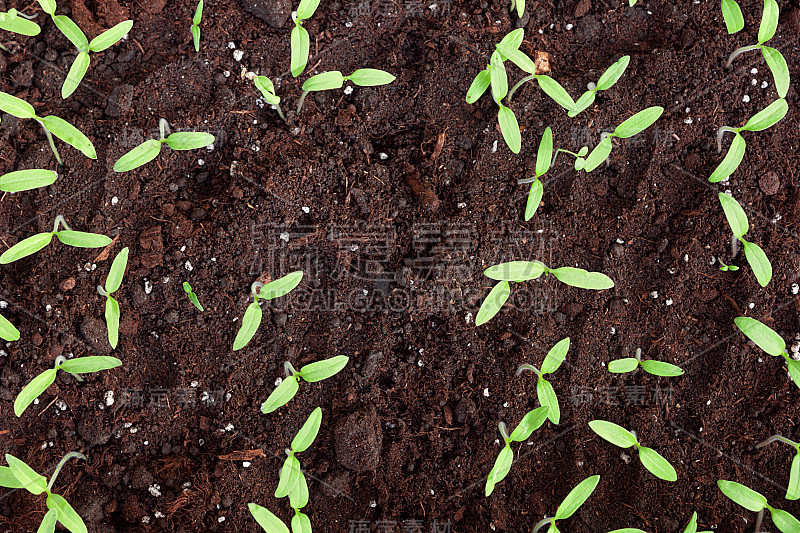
[742,94,750,103]
[149,484,162,497]
[104,390,115,406]
[344,85,354,95]
[185,261,193,271]
[233,50,244,61]
[483,387,490,397]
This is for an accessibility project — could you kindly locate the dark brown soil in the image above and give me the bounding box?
[1,0,800,531]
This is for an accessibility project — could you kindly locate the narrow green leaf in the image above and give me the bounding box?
[485,446,513,496]
[734,316,785,356]
[302,71,345,92]
[721,0,744,33]
[588,420,637,448]
[466,69,490,104]
[105,247,129,293]
[496,28,524,54]
[52,15,89,52]
[38,115,97,159]
[291,511,312,533]
[259,271,304,300]
[183,283,204,311]
[484,261,546,282]
[0,169,57,193]
[191,24,200,52]
[497,105,521,154]
[508,406,549,442]
[596,55,630,91]
[717,480,767,512]
[114,139,162,172]
[549,267,614,290]
[515,0,524,17]
[476,281,510,326]
[0,15,41,37]
[347,68,396,87]
[758,0,779,44]
[37,509,58,533]
[299,355,349,382]
[289,472,309,510]
[489,51,508,102]
[58,356,121,373]
[164,132,215,150]
[104,296,120,348]
[742,240,772,287]
[255,76,280,106]
[582,137,613,172]
[613,106,664,138]
[0,232,53,264]
[275,455,300,498]
[770,508,800,533]
[741,98,788,132]
[503,48,535,74]
[569,90,595,118]
[761,47,789,99]
[56,230,112,248]
[718,193,749,238]
[0,314,20,341]
[555,475,600,520]
[536,127,553,177]
[233,302,262,351]
[609,358,640,373]
[5,454,47,494]
[787,453,800,500]
[0,465,26,488]
[683,511,699,533]
[291,407,322,452]
[63,51,91,98]
[525,179,543,221]
[0,91,36,119]
[88,20,133,52]
[640,360,684,377]
[709,133,745,182]
[638,446,677,481]
[541,337,570,374]
[248,503,290,533]
[536,75,575,111]
[193,0,204,25]
[290,25,310,77]
[46,493,87,533]
[261,376,300,414]
[786,357,800,390]
[537,378,559,424]
[297,0,320,19]
[37,0,56,15]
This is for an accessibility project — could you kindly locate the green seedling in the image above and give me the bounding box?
[718,193,772,287]
[580,106,664,172]
[588,420,677,481]
[725,0,789,98]
[191,0,203,52]
[254,76,287,121]
[516,337,570,424]
[682,511,712,533]
[755,435,800,500]
[291,0,320,77]
[718,258,739,272]
[37,0,132,99]
[183,282,204,311]
[0,451,88,533]
[0,9,41,36]
[608,348,684,377]
[531,475,600,533]
[734,317,800,390]
[233,271,304,351]
[0,169,57,193]
[14,355,121,416]
[711,98,788,183]
[0,91,96,165]
[114,119,214,172]
[717,480,800,533]
[569,55,630,117]
[296,69,396,114]
[262,355,349,413]
[0,313,20,341]
[721,0,744,33]
[485,406,549,496]
[0,215,111,265]
[476,260,614,326]
[97,247,128,349]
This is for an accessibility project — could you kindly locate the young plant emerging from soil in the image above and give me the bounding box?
[291,0,320,77]
[0,215,111,265]
[608,347,684,377]
[485,406,549,496]
[0,313,20,341]
[183,282,204,311]
[717,480,800,533]
[718,193,772,287]
[580,106,664,172]
[0,451,89,533]
[733,317,800,390]
[0,9,40,36]
[531,475,600,533]
[262,355,349,413]
[721,0,744,33]
[0,91,97,165]
[588,420,677,481]
[0,169,57,193]
[516,337,570,424]
[755,435,800,500]
[682,511,712,533]
[191,0,203,52]
[718,258,739,272]
[233,271,304,351]
[14,355,121,416]
[37,0,133,99]
[725,0,789,98]
[569,55,630,118]
[97,247,129,349]
[113,119,215,172]
[297,69,396,114]
[711,98,788,183]
[476,260,614,326]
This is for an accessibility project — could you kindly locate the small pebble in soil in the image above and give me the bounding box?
[104,390,114,406]
[344,85,353,95]
[792,283,799,295]
[149,485,161,497]
[751,79,758,86]
[751,68,758,74]
[761,80,769,88]
[748,303,755,309]
[742,94,750,103]
[218,517,226,523]
[302,206,310,213]
[666,299,673,306]
[111,196,119,205]
[483,388,489,397]
[185,261,193,271]
[650,291,658,298]
[565,23,573,30]
[233,50,244,61]
[242,462,251,468]
[491,140,498,153]
[275,377,282,387]
[465,312,473,323]
[379,152,388,160]
[458,202,467,209]
[144,281,153,294]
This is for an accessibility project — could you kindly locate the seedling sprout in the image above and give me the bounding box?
[114,119,215,172]
[734,317,800,389]
[531,475,600,533]
[717,480,800,533]
[291,0,320,77]
[262,355,349,413]
[755,435,800,500]
[608,348,684,377]
[580,106,664,172]
[718,193,772,286]
[588,420,677,481]
[191,0,203,52]
[97,247,129,349]
[718,258,739,272]
[485,406,549,496]
[0,215,111,265]
[569,55,630,117]
[297,69,396,114]
[0,9,41,36]
[183,282,204,311]
[516,337,570,424]
[233,271,304,350]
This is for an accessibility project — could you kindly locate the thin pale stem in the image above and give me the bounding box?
[516,364,541,377]
[754,508,764,533]
[296,91,310,115]
[97,285,108,297]
[251,281,264,299]
[159,118,171,140]
[52,215,70,232]
[498,421,509,441]
[284,361,298,377]
[756,434,799,449]
[716,126,738,153]
[532,517,555,533]
[519,148,582,184]
[274,103,287,121]
[731,235,740,257]
[507,74,536,103]
[48,452,86,492]
[38,121,63,166]
[726,44,762,68]
[635,348,642,362]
